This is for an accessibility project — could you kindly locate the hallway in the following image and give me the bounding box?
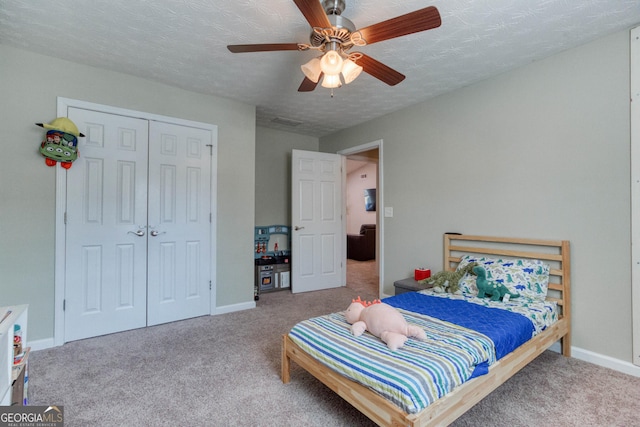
[346,259,378,299]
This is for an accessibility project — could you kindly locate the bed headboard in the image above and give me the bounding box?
[443,234,571,320]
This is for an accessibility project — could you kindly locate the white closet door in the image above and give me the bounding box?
[64,108,149,342]
[64,108,213,342]
[147,121,212,326]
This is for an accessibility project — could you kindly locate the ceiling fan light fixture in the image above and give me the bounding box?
[320,50,344,75]
[228,2,442,94]
[321,73,342,88]
[301,57,322,83]
[341,59,363,84]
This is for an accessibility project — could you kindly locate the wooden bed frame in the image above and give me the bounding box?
[282,234,571,426]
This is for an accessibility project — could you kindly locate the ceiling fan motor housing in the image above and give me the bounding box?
[323,0,345,15]
[309,13,356,48]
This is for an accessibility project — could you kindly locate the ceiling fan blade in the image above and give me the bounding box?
[298,74,321,92]
[357,6,441,45]
[227,43,302,53]
[354,54,405,86]
[292,0,332,29]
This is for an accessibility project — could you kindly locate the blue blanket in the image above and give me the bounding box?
[385,292,535,373]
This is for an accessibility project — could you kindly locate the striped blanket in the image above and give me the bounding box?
[288,308,497,414]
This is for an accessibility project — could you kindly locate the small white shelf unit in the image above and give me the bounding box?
[0,304,28,406]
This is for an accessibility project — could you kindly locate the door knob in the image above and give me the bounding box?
[128,229,145,237]
[150,230,166,237]
[294,226,305,231]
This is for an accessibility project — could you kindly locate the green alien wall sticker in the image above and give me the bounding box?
[36,117,84,169]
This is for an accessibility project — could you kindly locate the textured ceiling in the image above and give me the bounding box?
[1,0,639,137]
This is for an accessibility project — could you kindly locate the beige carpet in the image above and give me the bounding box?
[28,285,640,426]
[346,259,378,299]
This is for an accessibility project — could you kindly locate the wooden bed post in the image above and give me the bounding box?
[282,334,291,383]
[561,240,572,357]
[444,233,453,271]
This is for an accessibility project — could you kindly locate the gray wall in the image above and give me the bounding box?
[320,30,633,362]
[0,44,256,341]
[255,127,319,226]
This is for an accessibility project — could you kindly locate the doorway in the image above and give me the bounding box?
[339,141,383,298]
[54,98,218,345]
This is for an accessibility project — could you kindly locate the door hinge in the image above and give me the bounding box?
[206,144,213,156]
[64,212,67,224]
[210,213,212,223]
[209,280,212,290]
[63,299,66,311]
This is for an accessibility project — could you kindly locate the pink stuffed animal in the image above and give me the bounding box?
[344,297,427,351]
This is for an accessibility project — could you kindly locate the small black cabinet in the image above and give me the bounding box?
[393,278,432,295]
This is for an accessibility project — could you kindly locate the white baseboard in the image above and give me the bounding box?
[28,301,257,351]
[571,346,640,377]
[26,337,55,351]
[212,300,256,315]
[548,342,640,377]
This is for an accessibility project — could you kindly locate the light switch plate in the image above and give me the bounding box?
[384,207,393,217]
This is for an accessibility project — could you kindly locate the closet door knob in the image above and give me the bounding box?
[294,226,305,231]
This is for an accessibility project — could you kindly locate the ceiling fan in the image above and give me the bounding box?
[227,0,441,92]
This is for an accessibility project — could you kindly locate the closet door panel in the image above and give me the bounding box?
[147,121,212,326]
[64,108,149,342]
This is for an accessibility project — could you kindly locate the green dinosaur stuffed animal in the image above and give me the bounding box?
[473,265,520,301]
[420,262,477,294]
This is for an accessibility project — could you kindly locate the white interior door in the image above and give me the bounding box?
[64,108,149,341]
[64,108,212,341]
[291,149,344,293]
[147,121,211,326]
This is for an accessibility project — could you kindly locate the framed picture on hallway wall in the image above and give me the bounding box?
[364,188,376,211]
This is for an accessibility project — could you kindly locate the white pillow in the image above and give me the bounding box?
[456,255,550,301]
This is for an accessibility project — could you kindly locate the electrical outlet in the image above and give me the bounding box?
[384,207,393,217]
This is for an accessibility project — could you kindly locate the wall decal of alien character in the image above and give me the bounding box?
[36,117,85,169]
